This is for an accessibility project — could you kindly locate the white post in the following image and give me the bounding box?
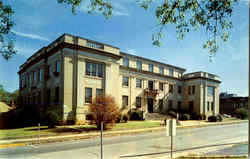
[38,123,40,144]
[101,122,103,159]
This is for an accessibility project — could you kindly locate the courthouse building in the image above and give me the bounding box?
[18,34,221,122]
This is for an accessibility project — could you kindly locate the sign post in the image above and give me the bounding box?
[101,122,103,159]
[166,119,176,158]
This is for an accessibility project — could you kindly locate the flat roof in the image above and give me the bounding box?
[120,52,186,72]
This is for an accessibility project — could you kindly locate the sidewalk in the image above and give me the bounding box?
[0,119,247,148]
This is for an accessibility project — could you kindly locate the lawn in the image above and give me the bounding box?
[0,121,162,140]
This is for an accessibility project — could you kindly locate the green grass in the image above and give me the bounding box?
[0,121,162,140]
[112,121,161,131]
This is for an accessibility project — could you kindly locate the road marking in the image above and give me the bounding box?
[0,143,26,149]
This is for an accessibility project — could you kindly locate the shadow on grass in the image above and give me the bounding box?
[25,125,98,134]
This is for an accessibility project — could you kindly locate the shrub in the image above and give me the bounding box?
[115,114,121,123]
[208,115,217,122]
[216,114,223,122]
[122,114,129,123]
[190,113,203,120]
[46,111,61,128]
[180,113,190,121]
[89,95,119,130]
[201,114,207,120]
[129,110,144,120]
[86,114,94,120]
[235,108,248,119]
[167,110,177,118]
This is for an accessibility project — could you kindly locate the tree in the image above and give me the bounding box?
[0,0,239,60]
[89,95,119,130]
[57,0,239,59]
[0,1,15,60]
[0,84,19,106]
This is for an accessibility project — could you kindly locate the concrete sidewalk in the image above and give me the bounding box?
[0,120,247,148]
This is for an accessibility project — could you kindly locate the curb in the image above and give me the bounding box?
[0,120,247,148]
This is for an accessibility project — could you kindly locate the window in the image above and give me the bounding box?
[159,99,163,111]
[39,68,43,81]
[96,88,103,97]
[122,96,128,107]
[123,57,129,67]
[33,71,36,82]
[29,74,32,87]
[207,86,214,96]
[47,65,50,77]
[91,63,97,76]
[136,61,142,70]
[169,68,174,76]
[207,102,210,111]
[87,41,103,49]
[188,86,191,95]
[189,101,194,112]
[149,64,154,72]
[55,87,60,103]
[97,63,103,77]
[178,86,182,94]
[38,92,41,104]
[86,61,103,77]
[169,84,173,93]
[192,85,195,94]
[148,80,154,90]
[85,88,92,103]
[159,67,164,75]
[136,78,142,88]
[168,100,173,109]
[56,60,61,72]
[122,76,129,86]
[178,72,183,78]
[47,89,51,104]
[178,101,182,110]
[86,62,91,76]
[136,97,141,108]
[211,102,214,111]
[159,82,164,91]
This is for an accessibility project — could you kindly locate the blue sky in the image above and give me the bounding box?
[0,0,248,96]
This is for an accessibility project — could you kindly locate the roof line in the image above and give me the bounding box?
[120,52,186,71]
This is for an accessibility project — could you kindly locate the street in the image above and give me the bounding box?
[0,122,247,159]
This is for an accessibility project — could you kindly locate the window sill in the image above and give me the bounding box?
[122,86,129,88]
[85,75,103,80]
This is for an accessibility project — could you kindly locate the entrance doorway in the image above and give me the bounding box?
[147,98,154,113]
[189,101,194,112]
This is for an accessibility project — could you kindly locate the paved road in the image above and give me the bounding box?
[0,122,247,159]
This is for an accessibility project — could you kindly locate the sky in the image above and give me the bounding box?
[0,0,249,96]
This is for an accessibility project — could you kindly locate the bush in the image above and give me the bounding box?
[89,95,119,130]
[216,114,223,122]
[201,114,206,120]
[129,110,144,120]
[86,114,94,120]
[190,113,203,120]
[167,110,177,118]
[235,108,248,119]
[122,114,129,123]
[180,113,190,121]
[45,111,61,128]
[115,114,121,123]
[208,115,217,122]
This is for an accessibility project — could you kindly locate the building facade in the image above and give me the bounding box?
[18,34,221,123]
[219,92,248,115]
